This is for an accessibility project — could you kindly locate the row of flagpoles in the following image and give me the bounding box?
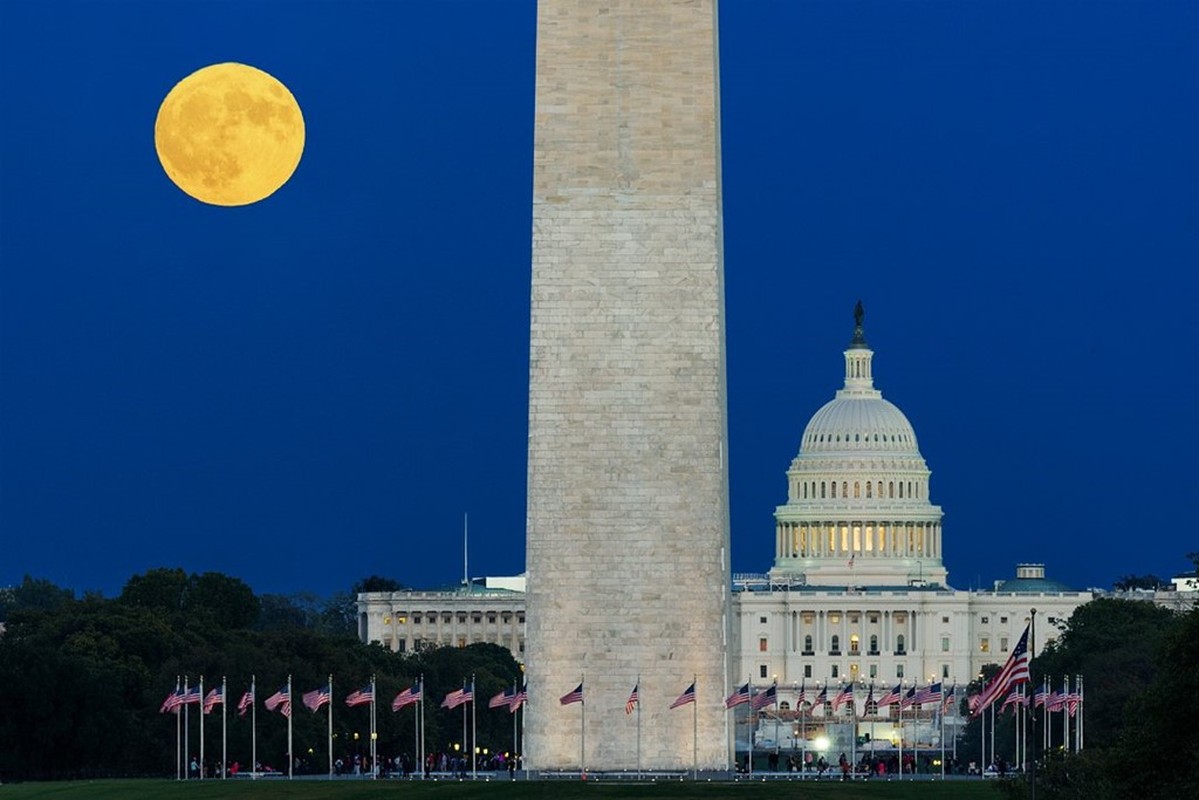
[159,674,532,780]
[156,623,1078,780]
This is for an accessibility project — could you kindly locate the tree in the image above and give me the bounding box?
[353,575,406,594]
[1112,574,1164,591]
[0,575,75,621]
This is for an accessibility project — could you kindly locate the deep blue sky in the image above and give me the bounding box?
[2,1,1195,598]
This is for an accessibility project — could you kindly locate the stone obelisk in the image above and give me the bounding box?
[525,0,731,772]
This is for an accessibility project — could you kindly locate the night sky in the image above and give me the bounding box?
[1,1,1195,598]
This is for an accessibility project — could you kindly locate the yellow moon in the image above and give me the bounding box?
[155,63,304,206]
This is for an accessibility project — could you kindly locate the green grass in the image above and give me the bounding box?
[0,777,1002,800]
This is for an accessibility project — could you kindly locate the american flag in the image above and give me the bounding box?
[1045,691,1065,712]
[812,685,829,711]
[725,682,751,709]
[1033,683,1049,708]
[751,684,778,711]
[509,683,527,713]
[345,684,374,707]
[942,684,956,714]
[559,683,584,706]
[973,624,1031,715]
[913,682,943,707]
[1066,693,1080,717]
[237,688,254,717]
[899,686,918,710]
[1000,688,1026,714]
[179,685,202,706]
[441,688,467,710]
[489,688,514,710]
[967,694,982,715]
[160,686,184,713]
[831,682,854,712]
[203,686,224,714]
[303,685,331,713]
[876,683,901,708]
[625,683,639,715]
[795,681,808,708]
[264,685,290,714]
[864,683,875,710]
[392,683,421,711]
[670,682,696,710]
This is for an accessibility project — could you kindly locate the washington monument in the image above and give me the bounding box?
[524,0,732,771]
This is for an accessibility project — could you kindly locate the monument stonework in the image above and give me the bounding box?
[525,0,732,771]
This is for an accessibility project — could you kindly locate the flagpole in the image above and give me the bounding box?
[636,675,641,780]
[175,676,182,781]
[327,674,334,778]
[371,675,377,779]
[251,675,257,781]
[849,682,856,781]
[940,685,946,779]
[800,682,806,780]
[471,674,477,781]
[912,683,918,779]
[1078,674,1084,752]
[420,675,426,780]
[1060,676,1067,752]
[898,681,904,780]
[184,675,191,780]
[222,676,228,779]
[511,681,518,777]
[692,674,698,781]
[287,674,293,780]
[580,674,586,780]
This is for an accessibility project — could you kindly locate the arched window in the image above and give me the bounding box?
[899,482,904,498]
[866,482,872,498]
[889,481,894,498]
[877,481,883,498]
[804,634,813,653]
[842,481,848,497]
[870,634,878,653]
[821,482,826,499]
[802,483,807,499]
[850,634,860,653]
[854,481,861,498]
[896,634,906,654]
[779,701,791,711]
[831,482,836,498]
[831,634,841,654]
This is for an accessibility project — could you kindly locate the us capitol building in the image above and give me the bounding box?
[358,310,1091,698]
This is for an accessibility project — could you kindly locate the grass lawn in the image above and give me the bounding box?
[0,777,1003,799]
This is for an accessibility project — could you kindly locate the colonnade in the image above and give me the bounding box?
[775,520,941,560]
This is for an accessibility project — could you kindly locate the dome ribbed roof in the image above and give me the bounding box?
[801,396,919,454]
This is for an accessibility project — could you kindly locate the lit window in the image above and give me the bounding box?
[759,637,768,652]
[980,638,990,653]
[830,614,841,624]
[850,634,860,653]
[854,481,861,498]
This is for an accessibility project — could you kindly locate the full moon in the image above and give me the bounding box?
[155,63,304,206]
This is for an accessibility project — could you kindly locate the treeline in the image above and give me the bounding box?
[962,597,1198,800]
[0,569,521,782]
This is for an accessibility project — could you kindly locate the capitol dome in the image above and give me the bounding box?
[770,305,948,588]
